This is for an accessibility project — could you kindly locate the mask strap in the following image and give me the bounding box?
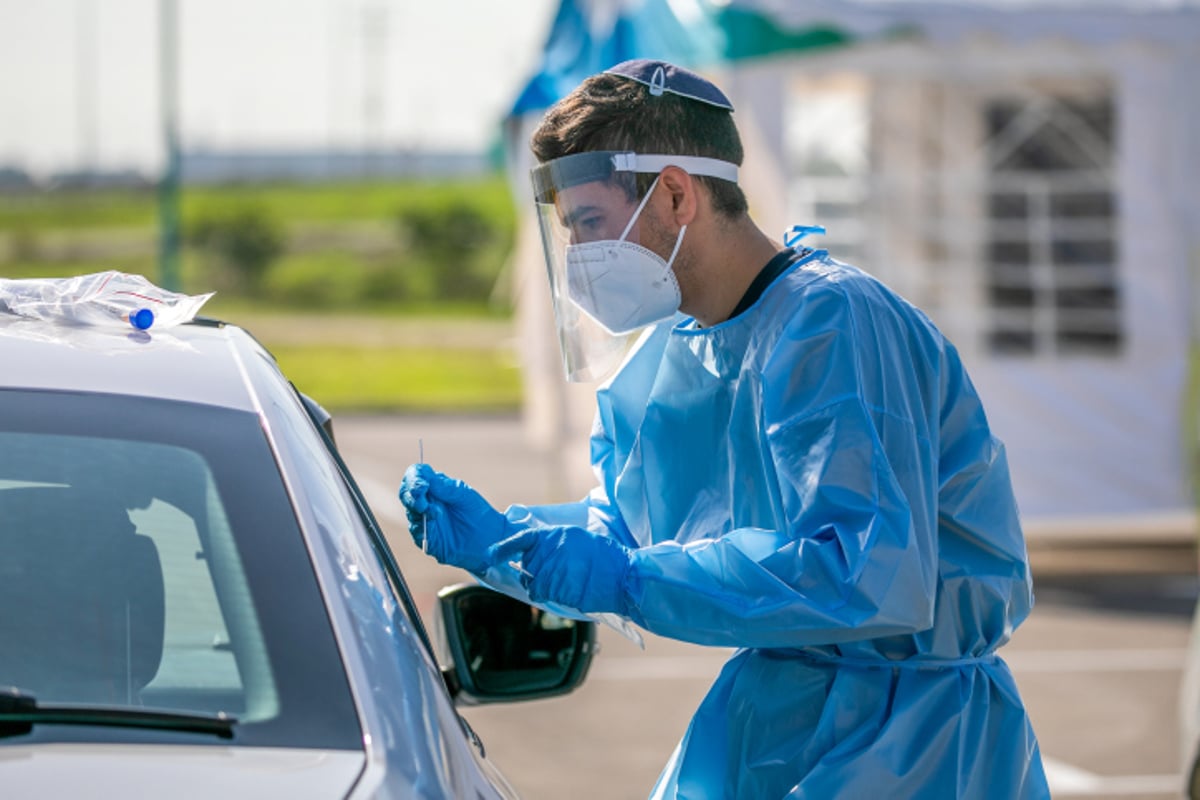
[666,224,687,266]
[620,175,662,242]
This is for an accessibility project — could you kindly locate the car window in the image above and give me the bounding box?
[0,390,361,749]
[131,496,239,694]
[0,435,262,714]
[247,353,434,660]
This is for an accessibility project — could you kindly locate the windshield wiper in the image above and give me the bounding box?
[0,686,236,739]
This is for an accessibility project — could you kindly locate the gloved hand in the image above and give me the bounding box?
[398,463,518,575]
[488,525,634,615]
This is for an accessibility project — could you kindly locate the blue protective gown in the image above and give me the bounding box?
[495,247,1049,798]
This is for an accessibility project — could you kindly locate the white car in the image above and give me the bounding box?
[1182,593,1200,798]
[0,313,594,798]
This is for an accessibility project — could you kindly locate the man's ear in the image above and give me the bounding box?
[658,166,698,226]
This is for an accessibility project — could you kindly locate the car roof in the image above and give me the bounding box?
[0,315,273,413]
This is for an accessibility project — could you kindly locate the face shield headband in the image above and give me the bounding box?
[531,151,739,383]
[530,151,739,206]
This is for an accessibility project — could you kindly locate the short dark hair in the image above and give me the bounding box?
[530,72,749,217]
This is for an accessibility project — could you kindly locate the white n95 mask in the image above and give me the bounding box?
[531,150,738,382]
[565,176,685,335]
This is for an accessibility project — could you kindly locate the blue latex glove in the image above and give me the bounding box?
[489,525,635,615]
[398,463,517,575]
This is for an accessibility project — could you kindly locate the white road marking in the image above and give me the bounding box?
[1043,757,1181,796]
[1045,757,1107,793]
[1006,648,1186,672]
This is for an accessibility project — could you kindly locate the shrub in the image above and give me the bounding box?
[261,252,369,309]
[395,202,501,302]
[7,225,42,263]
[189,206,285,292]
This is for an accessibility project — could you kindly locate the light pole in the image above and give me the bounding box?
[77,0,98,179]
[157,0,181,291]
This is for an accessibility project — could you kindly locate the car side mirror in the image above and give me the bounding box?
[299,392,336,445]
[434,584,595,705]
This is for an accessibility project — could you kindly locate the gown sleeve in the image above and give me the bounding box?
[620,279,947,648]
[625,399,937,647]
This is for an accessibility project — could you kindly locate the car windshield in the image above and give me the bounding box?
[0,389,361,749]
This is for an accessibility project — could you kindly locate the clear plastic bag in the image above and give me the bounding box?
[0,271,213,331]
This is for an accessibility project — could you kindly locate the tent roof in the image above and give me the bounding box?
[509,0,724,117]
[736,0,1200,46]
[510,0,1200,116]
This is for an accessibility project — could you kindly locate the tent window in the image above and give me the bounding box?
[983,96,1122,356]
[785,75,869,265]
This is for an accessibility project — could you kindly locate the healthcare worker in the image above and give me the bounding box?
[400,59,1049,799]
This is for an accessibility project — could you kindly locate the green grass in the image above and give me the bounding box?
[0,175,516,231]
[0,259,158,280]
[0,179,525,413]
[187,177,517,227]
[270,344,521,413]
[214,310,521,413]
[0,191,157,230]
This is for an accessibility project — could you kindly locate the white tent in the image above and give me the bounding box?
[507,0,1200,540]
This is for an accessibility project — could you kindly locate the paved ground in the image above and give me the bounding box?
[335,413,1198,800]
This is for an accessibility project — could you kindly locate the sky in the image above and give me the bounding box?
[0,0,559,178]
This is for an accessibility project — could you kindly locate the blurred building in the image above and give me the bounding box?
[505,0,1200,541]
[0,168,37,193]
[0,148,490,192]
[180,147,491,185]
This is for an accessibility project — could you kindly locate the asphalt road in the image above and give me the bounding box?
[334,414,1198,800]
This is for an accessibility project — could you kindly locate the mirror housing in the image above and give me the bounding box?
[299,393,336,445]
[434,584,595,705]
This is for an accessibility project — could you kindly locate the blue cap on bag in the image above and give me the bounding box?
[604,60,734,111]
[128,308,155,330]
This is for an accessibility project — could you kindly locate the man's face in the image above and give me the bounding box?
[555,180,640,246]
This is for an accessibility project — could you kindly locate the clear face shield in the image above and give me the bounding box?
[531,151,738,382]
